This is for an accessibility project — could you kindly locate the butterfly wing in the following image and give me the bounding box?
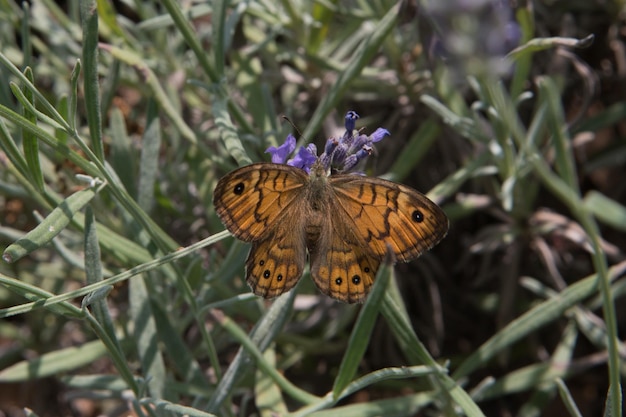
[329,175,448,262]
[246,220,307,298]
[308,214,380,303]
[214,163,309,298]
[213,163,309,242]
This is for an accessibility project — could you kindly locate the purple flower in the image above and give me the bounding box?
[288,144,317,173]
[370,128,390,143]
[265,111,390,174]
[343,145,373,172]
[266,134,296,163]
[318,111,390,173]
[345,111,359,132]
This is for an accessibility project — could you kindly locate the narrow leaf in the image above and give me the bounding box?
[584,191,626,231]
[0,340,108,382]
[3,181,105,262]
[80,0,104,161]
[21,67,44,190]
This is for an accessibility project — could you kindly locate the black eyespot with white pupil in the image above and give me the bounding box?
[412,209,424,223]
[233,182,245,195]
[352,275,361,285]
[335,277,342,285]
[277,274,283,282]
[263,270,271,279]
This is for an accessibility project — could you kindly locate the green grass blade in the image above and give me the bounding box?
[255,348,288,416]
[109,107,137,198]
[0,339,108,382]
[68,60,81,130]
[556,379,584,417]
[293,366,439,416]
[3,181,105,263]
[130,273,173,400]
[151,400,218,417]
[80,0,104,161]
[213,96,252,166]
[84,206,121,355]
[20,67,44,190]
[0,117,29,176]
[0,272,84,318]
[583,191,626,231]
[507,34,594,61]
[20,2,32,69]
[537,77,578,192]
[137,101,162,212]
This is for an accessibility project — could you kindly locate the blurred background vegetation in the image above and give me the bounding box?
[0,0,624,416]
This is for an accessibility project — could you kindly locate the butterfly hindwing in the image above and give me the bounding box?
[213,163,308,242]
[246,223,307,298]
[329,175,448,262]
[309,217,379,303]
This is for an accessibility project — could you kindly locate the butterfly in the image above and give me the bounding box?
[213,158,448,303]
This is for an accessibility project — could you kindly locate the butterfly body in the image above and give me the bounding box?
[213,160,448,303]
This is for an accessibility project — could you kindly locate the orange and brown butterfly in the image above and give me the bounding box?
[213,111,448,303]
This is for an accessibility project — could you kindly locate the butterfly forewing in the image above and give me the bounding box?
[329,175,449,262]
[213,163,309,242]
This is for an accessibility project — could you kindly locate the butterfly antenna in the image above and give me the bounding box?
[281,115,305,141]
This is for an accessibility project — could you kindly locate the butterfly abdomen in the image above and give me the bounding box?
[304,211,324,253]
[303,168,335,251]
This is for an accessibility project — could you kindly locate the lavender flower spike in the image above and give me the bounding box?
[265,111,389,175]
